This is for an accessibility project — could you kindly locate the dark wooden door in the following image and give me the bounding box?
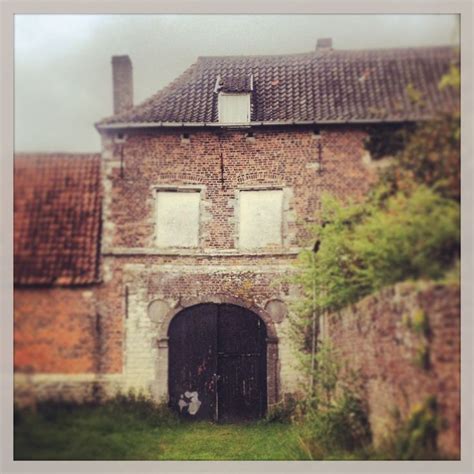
[168,304,218,420]
[217,304,267,421]
[168,303,267,421]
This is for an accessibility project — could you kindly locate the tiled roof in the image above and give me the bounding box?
[14,153,102,286]
[98,45,458,128]
[218,74,253,93]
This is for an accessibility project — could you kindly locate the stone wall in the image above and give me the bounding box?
[322,282,460,458]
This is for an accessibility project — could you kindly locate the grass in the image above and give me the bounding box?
[14,401,308,460]
[15,397,447,460]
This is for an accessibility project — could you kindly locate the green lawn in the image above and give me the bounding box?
[14,402,309,460]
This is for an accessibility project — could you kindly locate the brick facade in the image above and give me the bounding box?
[14,125,377,408]
[101,127,374,250]
[95,125,376,405]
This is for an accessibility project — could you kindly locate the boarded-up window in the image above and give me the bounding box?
[155,191,200,247]
[239,190,283,249]
[218,93,251,123]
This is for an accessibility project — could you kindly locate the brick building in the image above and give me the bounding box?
[14,40,458,420]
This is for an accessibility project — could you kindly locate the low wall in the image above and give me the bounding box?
[14,374,125,407]
[14,287,125,406]
[323,282,460,458]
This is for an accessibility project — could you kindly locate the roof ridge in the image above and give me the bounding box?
[196,44,455,61]
[197,51,315,60]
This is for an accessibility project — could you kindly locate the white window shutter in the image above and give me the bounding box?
[239,190,283,249]
[218,93,251,123]
[155,191,200,247]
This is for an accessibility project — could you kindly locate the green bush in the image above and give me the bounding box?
[299,393,371,458]
[293,186,459,317]
[20,391,179,430]
[292,340,371,457]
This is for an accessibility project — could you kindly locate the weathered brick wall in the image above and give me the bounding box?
[14,286,123,375]
[323,282,460,458]
[14,125,377,406]
[14,287,99,373]
[116,259,297,400]
[94,125,377,404]
[101,126,376,250]
[14,285,126,404]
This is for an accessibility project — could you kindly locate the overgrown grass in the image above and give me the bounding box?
[14,397,307,460]
[14,393,448,460]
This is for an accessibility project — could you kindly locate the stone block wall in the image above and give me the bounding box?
[322,282,460,458]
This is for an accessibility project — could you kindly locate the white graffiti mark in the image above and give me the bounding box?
[178,391,202,415]
[178,397,187,412]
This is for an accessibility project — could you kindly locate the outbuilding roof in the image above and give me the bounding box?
[97,45,458,129]
[14,153,102,286]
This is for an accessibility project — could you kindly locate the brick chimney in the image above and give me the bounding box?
[112,55,133,114]
[316,38,333,51]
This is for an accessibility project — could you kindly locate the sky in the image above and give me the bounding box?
[14,14,459,153]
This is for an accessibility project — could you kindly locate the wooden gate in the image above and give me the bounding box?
[168,303,267,421]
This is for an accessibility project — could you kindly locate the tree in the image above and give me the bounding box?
[380,63,460,201]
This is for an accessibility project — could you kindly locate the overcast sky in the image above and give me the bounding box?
[15,14,459,153]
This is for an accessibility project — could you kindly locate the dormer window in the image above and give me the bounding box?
[218,93,251,124]
[215,74,253,124]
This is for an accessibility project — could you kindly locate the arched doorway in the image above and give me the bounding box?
[168,303,267,422]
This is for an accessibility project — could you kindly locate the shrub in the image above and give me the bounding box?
[298,393,371,458]
[293,186,459,319]
[265,395,298,423]
[293,340,371,457]
[19,391,179,429]
[375,63,460,201]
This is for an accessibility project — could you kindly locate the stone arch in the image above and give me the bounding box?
[158,293,278,340]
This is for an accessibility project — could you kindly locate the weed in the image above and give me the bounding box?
[413,341,430,370]
[265,395,297,423]
[376,396,441,460]
[401,313,412,329]
[412,309,430,336]
[302,393,371,454]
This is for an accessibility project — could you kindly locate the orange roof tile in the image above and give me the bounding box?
[14,153,102,285]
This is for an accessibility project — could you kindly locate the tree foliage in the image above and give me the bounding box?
[292,186,459,320]
[381,112,460,201]
[379,63,460,201]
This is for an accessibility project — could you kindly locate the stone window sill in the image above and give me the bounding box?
[102,247,302,257]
